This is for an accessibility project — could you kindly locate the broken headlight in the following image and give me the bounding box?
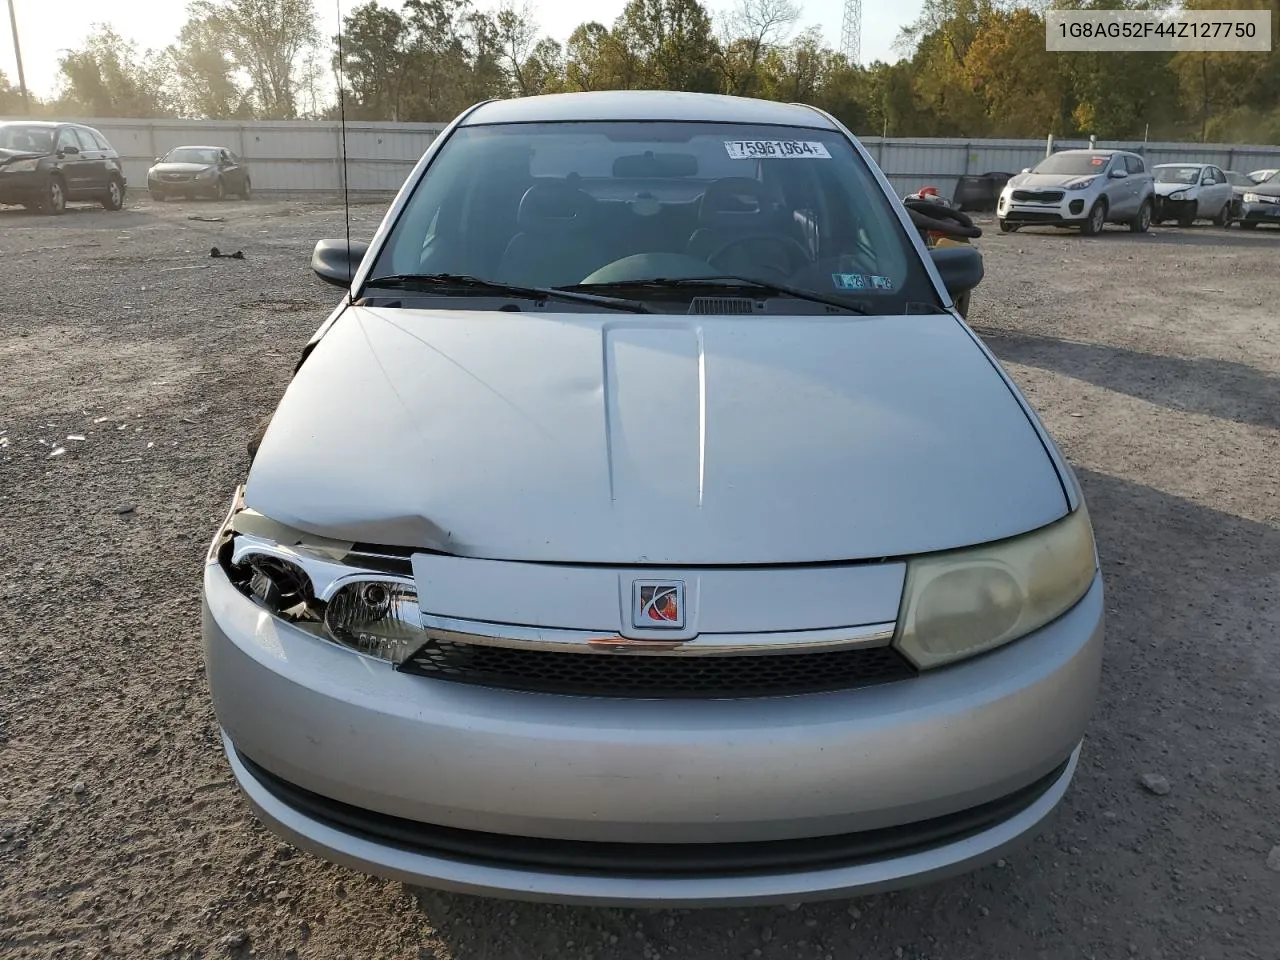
[215,503,425,666]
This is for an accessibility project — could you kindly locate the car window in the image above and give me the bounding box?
[0,124,55,153]
[1032,153,1113,176]
[1155,165,1201,185]
[56,128,80,153]
[86,129,113,152]
[72,128,98,153]
[1125,155,1144,175]
[370,120,939,314]
[164,147,221,164]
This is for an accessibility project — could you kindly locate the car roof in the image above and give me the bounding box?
[0,120,60,128]
[167,145,228,151]
[1153,162,1207,167]
[461,91,837,130]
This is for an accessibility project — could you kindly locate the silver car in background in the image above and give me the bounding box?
[202,91,1104,906]
[1151,163,1234,227]
[998,149,1155,235]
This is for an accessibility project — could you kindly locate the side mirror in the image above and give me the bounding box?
[1108,168,1127,179]
[930,246,983,305]
[312,238,370,287]
[154,156,163,163]
[1200,176,1213,185]
[59,145,80,156]
[1020,167,1031,174]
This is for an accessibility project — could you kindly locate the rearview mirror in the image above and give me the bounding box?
[312,238,371,287]
[1109,168,1127,179]
[929,246,983,304]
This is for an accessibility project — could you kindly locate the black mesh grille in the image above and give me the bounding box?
[397,639,916,698]
[1011,189,1065,203]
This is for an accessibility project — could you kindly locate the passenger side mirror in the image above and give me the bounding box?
[1108,168,1127,179]
[1021,167,1031,174]
[60,145,80,156]
[929,246,984,305]
[312,238,371,287]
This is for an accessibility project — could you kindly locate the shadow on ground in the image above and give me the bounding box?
[975,327,1280,431]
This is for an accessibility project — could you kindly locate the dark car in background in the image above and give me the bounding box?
[0,121,127,215]
[148,146,252,201]
[1236,169,1280,229]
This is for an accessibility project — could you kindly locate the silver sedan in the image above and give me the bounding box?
[202,91,1104,907]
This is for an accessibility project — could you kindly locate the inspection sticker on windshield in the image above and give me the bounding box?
[832,273,868,290]
[725,140,832,160]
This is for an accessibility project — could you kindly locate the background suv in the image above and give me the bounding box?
[0,121,127,215]
[997,149,1155,235]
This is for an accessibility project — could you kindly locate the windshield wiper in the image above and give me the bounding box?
[561,276,869,315]
[363,273,651,313]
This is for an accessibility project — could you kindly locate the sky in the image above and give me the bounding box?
[1,0,922,101]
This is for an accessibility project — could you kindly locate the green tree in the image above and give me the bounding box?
[615,0,721,92]
[187,0,321,118]
[563,21,636,90]
[335,1,414,120]
[717,0,800,96]
[57,25,174,117]
[166,15,250,118]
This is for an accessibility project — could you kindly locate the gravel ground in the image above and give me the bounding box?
[1,196,1278,960]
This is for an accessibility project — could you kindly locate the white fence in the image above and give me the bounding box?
[7,116,1280,200]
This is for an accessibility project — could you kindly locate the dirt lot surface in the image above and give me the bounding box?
[2,195,1278,960]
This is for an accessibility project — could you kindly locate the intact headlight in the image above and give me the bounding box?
[210,503,427,665]
[1065,177,1096,191]
[4,158,39,173]
[1168,190,1187,200]
[894,506,1097,669]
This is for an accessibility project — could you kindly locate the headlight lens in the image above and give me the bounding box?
[894,506,1097,669]
[1168,190,1186,200]
[225,530,426,666]
[324,579,423,664]
[4,158,39,173]
[1066,177,1095,190]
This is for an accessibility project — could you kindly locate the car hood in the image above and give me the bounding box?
[0,148,43,162]
[1006,172,1097,189]
[1246,180,1280,197]
[244,307,1069,565]
[1154,182,1198,196]
[152,162,214,174]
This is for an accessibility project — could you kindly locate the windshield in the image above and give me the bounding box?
[1264,171,1280,185]
[1156,166,1202,184]
[0,124,54,154]
[163,147,220,164]
[368,120,939,314]
[1031,153,1114,176]
[1225,171,1250,186]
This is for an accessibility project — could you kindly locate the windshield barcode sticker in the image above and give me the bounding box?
[725,140,832,160]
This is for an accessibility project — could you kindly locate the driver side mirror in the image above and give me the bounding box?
[59,145,80,156]
[929,246,983,306]
[1109,168,1127,179]
[1021,167,1031,174]
[312,238,371,287]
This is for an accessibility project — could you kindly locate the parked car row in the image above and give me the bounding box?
[0,120,254,214]
[996,149,1280,234]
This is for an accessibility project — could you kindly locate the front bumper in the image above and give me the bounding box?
[1154,197,1195,220]
[997,191,1092,226]
[1240,201,1280,224]
[0,169,42,203]
[203,559,1104,905]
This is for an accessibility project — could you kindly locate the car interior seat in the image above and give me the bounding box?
[498,180,606,288]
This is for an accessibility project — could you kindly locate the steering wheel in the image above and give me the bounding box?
[705,234,814,277]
